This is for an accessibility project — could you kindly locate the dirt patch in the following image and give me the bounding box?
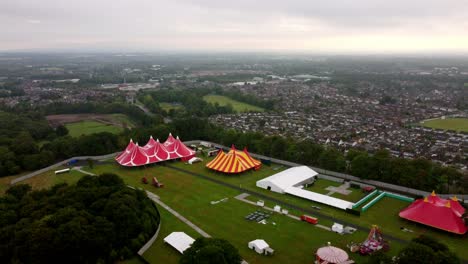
[46,114,131,129]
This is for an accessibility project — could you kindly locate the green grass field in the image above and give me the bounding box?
[420,117,468,132]
[160,102,184,112]
[65,121,123,137]
[5,158,468,263]
[110,113,136,127]
[203,95,264,112]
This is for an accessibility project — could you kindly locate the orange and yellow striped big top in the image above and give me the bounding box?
[206,145,261,174]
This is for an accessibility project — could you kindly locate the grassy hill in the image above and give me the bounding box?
[203,95,264,112]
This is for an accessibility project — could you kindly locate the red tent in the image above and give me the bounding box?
[115,134,196,166]
[399,191,467,235]
[163,135,196,161]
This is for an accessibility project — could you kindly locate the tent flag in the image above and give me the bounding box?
[399,192,467,235]
[115,134,195,167]
[206,145,261,174]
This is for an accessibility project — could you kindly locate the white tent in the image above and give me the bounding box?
[256,166,318,193]
[188,157,202,164]
[248,239,273,255]
[163,232,195,254]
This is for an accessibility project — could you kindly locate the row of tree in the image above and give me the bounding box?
[0,173,160,264]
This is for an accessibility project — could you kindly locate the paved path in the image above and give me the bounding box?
[10,153,119,185]
[326,182,351,196]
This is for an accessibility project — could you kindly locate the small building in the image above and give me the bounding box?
[163,232,195,254]
[248,239,274,255]
[256,166,318,193]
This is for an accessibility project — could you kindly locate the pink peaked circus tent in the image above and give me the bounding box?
[116,133,196,167]
[399,191,467,235]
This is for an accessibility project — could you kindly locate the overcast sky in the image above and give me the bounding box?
[1,0,468,53]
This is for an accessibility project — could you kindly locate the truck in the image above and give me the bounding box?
[300,215,318,225]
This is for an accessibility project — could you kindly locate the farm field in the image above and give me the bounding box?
[203,95,265,112]
[420,117,468,132]
[5,158,468,263]
[65,121,123,137]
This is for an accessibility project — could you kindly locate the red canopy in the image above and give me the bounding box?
[115,134,195,166]
[399,192,467,235]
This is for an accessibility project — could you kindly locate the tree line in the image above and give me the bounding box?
[0,173,160,263]
[0,104,466,194]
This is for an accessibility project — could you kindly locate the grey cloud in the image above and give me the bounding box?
[0,0,467,52]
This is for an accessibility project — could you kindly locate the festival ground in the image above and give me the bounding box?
[5,157,468,263]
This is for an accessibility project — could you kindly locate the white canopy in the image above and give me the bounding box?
[164,232,195,254]
[285,186,354,210]
[256,166,318,193]
[249,239,269,250]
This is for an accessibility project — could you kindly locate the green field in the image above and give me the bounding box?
[5,157,468,263]
[110,113,136,127]
[160,102,184,112]
[203,95,264,112]
[420,117,468,132]
[65,120,123,137]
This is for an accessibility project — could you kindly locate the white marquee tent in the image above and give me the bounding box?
[256,166,318,193]
[256,166,355,210]
[163,232,195,254]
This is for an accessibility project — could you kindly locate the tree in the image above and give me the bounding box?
[56,125,69,137]
[397,242,436,264]
[0,174,160,264]
[6,184,31,200]
[180,238,242,264]
[366,251,393,264]
[396,235,460,264]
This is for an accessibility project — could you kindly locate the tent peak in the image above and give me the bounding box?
[431,190,436,196]
[130,138,133,142]
[451,196,458,202]
[150,135,153,139]
[424,197,428,202]
[445,201,451,208]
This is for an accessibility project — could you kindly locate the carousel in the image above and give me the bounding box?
[315,243,355,264]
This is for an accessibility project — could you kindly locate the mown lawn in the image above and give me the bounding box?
[203,95,264,112]
[65,120,123,137]
[420,117,468,133]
